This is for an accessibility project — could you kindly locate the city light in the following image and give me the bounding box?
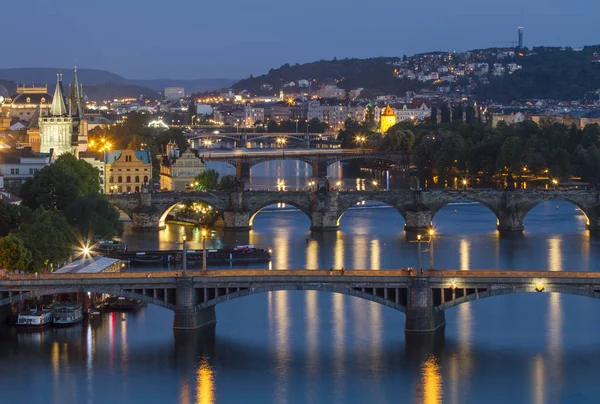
[201,229,207,237]
[203,139,213,148]
[429,229,434,237]
[535,282,545,292]
[552,179,559,186]
[372,180,378,187]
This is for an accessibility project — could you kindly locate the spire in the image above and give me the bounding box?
[68,66,83,118]
[50,73,67,116]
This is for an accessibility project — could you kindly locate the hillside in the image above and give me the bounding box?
[476,45,600,102]
[233,46,600,101]
[0,68,235,100]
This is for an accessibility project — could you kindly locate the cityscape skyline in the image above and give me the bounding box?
[2,0,600,80]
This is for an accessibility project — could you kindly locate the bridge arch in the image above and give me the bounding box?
[194,284,406,313]
[429,199,501,228]
[155,192,230,228]
[437,285,600,311]
[248,200,312,227]
[0,286,176,311]
[521,199,592,228]
[336,199,406,228]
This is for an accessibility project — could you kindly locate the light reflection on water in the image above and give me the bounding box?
[3,201,600,402]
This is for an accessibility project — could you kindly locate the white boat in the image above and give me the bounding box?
[17,306,53,330]
[52,303,83,327]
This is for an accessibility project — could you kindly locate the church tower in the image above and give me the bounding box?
[39,67,87,156]
[39,73,74,156]
[379,105,396,134]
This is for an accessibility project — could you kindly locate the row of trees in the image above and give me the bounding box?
[337,116,600,186]
[0,155,123,273]
[190,169,237,191]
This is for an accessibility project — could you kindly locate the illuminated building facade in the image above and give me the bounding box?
[379,105,396,133]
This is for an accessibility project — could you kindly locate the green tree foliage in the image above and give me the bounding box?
[0,201,30,237]
[337,118,361,148]
[20,154,100,211]
[0,234,32,272]
[411,121,600,186]
[193,169,220,190]
[17,209,76,273]
[66,194,123,239]
[377,124,415,153]
[155,128,188,153]
[219,175,237,191]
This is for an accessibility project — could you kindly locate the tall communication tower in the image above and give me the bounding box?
[518,26,524,49]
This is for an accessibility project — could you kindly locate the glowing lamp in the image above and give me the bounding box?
[535,283,544,292]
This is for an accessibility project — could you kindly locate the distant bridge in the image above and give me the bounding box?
[3,270,600,334]
[186,131,333,147]
[198,149,408,178]
[108,188,600,232]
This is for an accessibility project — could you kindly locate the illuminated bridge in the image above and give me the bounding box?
[198,149,408,179]
[109,188,600,232]
[2,270,600,333]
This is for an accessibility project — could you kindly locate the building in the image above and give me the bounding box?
[2,85,52,123]
[392,101,431,122]
[164,87,185,100]
[79,151,106,193]
[379,105,396,133]
[39,68,88,156]
[105,150,152,194]
[318,85,345,99]
[243,104,265,127]
[159,141,206,191]
[0,148,53,190]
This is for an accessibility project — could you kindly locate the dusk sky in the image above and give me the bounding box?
[3,0,599,80]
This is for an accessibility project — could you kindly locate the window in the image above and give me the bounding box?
[125,155,132,162]
[126,176,131,183]
[10,168,19,175]
[135,176,139,183]
[29,168,34,175]
[135,186,140,193]
[143,176,148,183]
[126,186,131,192]
[118,176,122,183]
[109,176,113,183]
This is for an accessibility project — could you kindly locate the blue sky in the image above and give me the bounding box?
[2,0,599,79]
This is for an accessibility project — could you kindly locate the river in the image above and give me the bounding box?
[1,161,599,403]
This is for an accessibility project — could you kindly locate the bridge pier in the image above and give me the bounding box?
[404,277,445,334]
[235,163,251,181]
[403,209,433,232]
[221,210,252,230]
[309,189,340,231]
[173,278,216,330]
[311,159,329,179]
[496,211,524,232]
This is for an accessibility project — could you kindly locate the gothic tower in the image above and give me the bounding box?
[39,73,74,155]
[379,104,396,134]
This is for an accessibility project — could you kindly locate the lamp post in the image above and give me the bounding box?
[182,235,187,277]
[295,119,299,134]
[416,234,422,276]
[201,229,208,271]
[428,228,435,269]
[462,179,468,190]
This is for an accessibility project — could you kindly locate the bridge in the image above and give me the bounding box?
[108,188,600,232]
[186,132,334,148]
[2,270,600,334]
[198,149,408,178]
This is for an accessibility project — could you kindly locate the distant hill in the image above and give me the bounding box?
[0,68,235,100]
[475,45,600,102]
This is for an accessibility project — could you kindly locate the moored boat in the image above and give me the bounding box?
[17,306,53,330]
[52,303,83,327]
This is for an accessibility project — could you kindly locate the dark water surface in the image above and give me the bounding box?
[2,163,600,403]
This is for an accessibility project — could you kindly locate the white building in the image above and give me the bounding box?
[392,102,431,121]
[0,148,53,190]
[164,87,185,100]
[244,104,265,126]
[307,101,350,130]
[318,85,345,99]
[79,151,106,193]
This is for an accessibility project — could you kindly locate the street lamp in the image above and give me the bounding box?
[201,229,208,271]
[336,180,342,190]
[372,180,378,190]
[416,234,422,276]
[428,228,435,269]
[182,235,188,277]
[552,178,559,188]
[203,139,213,149]
[462,179,468,190]
[276,137,287,148]
[294,119,299,134]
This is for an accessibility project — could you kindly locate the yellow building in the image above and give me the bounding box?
[160,141,206,191]
[379,104,396,134]
[105,150,152,194]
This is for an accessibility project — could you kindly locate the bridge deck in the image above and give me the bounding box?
[2,269,600,282]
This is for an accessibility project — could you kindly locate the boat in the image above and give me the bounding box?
[16,306,53,330]
[93,239,128,253]
[105,297,146,311]
[52,303,83,327]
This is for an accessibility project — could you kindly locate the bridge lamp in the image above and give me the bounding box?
[449,281,457,290]
[462,179,468,187]
[336,181,342,188]
[372,180,378,188]
[552,179,558,186]
[535,282,545,292]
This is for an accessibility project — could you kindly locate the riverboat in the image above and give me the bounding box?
[105,297,146,311]
[52,303,83,327]
[16,306,53,330]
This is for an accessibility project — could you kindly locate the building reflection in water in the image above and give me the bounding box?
[333,293,345,397]
[306,240,319,270]
[547,237,564,390]
[532,355,545,404]
[305,290,318,401]
[334,235,345,270]
[370,239,381,270]
[353,236,367,269]
[274,291,290,403]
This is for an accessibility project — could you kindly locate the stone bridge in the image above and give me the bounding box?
[3,270,600,334]
[108,188,600,232]
[201,149,409,178]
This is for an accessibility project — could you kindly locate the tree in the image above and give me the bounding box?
[20,154,100,211]
[155,128,188,153]
[187,101,196,125]
[17,209,76,273]
[66,195,123,239]
[0,234,32,272]
[219,175,237,191]
[0,201,30,237]
[430,105,438,124]
[440,103,451,123]
[192,169,220,190]
[378,124,415,153]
